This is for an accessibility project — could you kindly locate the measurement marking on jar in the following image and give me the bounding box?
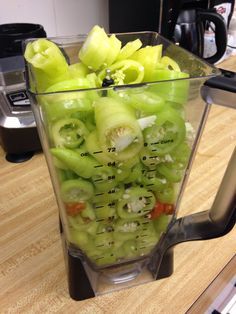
[93,178,104,182]
[95,205,105,209]
[151,139,174,145]
[94,165,103,168]
[96,231,106,235]
[95,193,104,196]
[96,244,105,248]
[151,149,157,152]
[93,151,103,154]
[146,184,154,186]
[95,219,105,223]
[95,256,105,261]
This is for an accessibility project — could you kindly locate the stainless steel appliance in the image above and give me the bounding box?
[0,23,46,162]
[174,7,227,63]
[109,0,229,63]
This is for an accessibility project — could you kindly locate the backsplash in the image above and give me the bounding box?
[0,0,109,36]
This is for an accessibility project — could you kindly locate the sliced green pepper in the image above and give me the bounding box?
[68,62,89,78]
[113,217,150,242]
[139,147,163,168]
[152,214,169,234]
[95,97,143,161]
[92,185,124,204]
[40,93,93,122]
[128,90,165,115]
[149,70,189,104]
[94,231,114,250]
[160,56,181,72]
[51,118,88,149]
[143,109,186,156]
[141,168,168,192]
[51,147,98,179]
[91,164,117,192]
[105,34,122,66]
[131,45,162,81]
[117,187,155,219]
[98,60,144,85]
[136,222,159,254]
[24,38,70,92]
[80,202,96,220]
[79,25,111,71]
[170,141,191,167]
[90,251,117,267]
[85,130,114,165]
[69,229,91,249]
[94,202,117,220]
[45,77,91,93]
[157,162,184,183]
[122,239,140,259]
[68,215,99,235]
[117,38,142,60]
[123,162,143,184]
[60,179,94,203]
[155,183,176,204]
[59,168,78,180]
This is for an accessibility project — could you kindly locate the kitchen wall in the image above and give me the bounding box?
[0,0,109,36]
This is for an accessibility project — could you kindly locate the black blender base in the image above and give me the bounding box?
[0,125,41,163]
[60,219,174,301]
[5,151,35,163]
[67,250,95,301]
[65,248,174,301]
[155,248,174,280]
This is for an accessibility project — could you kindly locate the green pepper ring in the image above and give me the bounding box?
[144,109,186,156]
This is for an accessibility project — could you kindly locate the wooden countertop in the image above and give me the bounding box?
[0,57,236,313]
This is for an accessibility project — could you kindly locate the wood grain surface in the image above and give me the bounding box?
[187,255,236,313]
[0,57,236,314]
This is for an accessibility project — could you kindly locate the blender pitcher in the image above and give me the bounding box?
[24,31,236,301]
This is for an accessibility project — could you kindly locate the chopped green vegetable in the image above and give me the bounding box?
[24,25,195,267]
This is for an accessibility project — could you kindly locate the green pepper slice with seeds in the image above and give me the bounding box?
[143,109,186,156]
[51,118,88,149]
[117,187,155,219]
[95,97,143,161]
[60,179,94,203]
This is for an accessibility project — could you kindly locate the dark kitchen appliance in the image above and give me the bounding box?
[0,23,46,162]
[25,31,236,301]
[174,8,227,64]
[109,0,228,63]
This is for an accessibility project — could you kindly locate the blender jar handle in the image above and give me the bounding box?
[202,69,236,109]
[149,147,235,277]
[198,10,227,64]
[166,146,236,247]
[204,68,236,94]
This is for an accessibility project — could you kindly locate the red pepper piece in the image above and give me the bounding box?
[65,202,86,216]
[150,202,175,219]
[164,203,175,215]
[150,202,165,219]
